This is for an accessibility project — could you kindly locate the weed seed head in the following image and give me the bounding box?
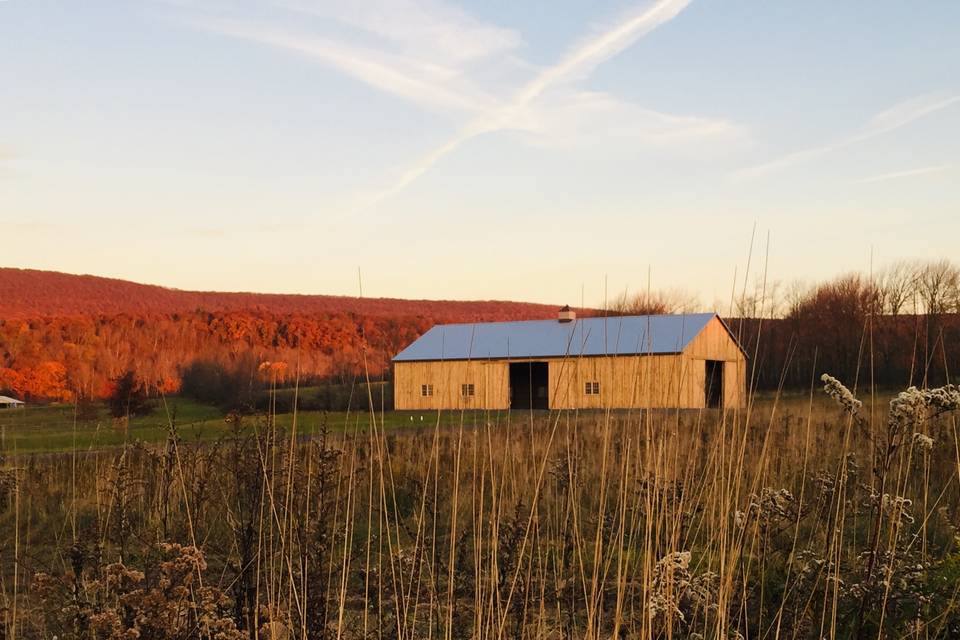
[821,374,862,417]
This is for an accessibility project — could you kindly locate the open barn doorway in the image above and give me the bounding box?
[705,360,724,409]
[510,362,549,410]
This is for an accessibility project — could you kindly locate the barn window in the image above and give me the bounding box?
[421,384,434,397]
[585,381,600,395]
[461,383,475,397]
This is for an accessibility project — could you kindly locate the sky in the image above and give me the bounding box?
[2,0,959,308]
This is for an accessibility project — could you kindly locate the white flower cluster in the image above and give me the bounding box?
[821,374,862,416]
[757,488,795,520]
[660,550,691,572]
[881,494,915,524]
[923,384,960,413]
[812,455,859,497]
[648,551,692,623]
[912,432,935,453]
[887,383,960,437]
[888,387,928,434]
[794,549,826,579]
[737,487,797,529]
[647,550,718,630]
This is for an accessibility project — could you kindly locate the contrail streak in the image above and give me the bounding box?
[360,0,693,208]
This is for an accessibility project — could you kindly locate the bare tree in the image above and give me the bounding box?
[785,273,878,382]
[608,288,701,315]
[734,276,782,319]
[916,259,960,316]
[875,261,919,316]
[782,280,812,319]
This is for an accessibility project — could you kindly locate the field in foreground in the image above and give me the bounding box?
[0,385,959,639]
[0,389,899,455]
[0,395,469,455]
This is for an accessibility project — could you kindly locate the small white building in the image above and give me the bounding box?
[0,395,25,409]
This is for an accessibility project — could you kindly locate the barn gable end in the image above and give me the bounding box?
[679,316,747,410]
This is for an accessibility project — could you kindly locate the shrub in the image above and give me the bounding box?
[106,371,152,418]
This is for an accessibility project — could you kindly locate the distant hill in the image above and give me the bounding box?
[0,268,561,322]
[3,269,960,403]
[0,268,570,401]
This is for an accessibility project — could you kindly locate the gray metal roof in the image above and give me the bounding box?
[393,313,718,362]
[0,395,24,404]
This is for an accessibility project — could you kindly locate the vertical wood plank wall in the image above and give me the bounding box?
[393,316,746,410]
[723,360,747,409]
[393,360,509,410]
[548,354,694,409]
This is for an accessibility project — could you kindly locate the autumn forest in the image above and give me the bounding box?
[2,262,960,405]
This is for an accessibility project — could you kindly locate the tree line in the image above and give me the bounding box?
[0,311,429,402]
[2,259,958,403]
[605,258,960,391]
[736,269,960,391]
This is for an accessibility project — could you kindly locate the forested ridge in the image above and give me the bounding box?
[0,268,558,321]
[2,265,959,402]
[0,269,560,401]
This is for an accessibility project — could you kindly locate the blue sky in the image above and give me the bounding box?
[2,0,958,307]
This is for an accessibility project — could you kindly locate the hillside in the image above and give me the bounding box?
[6,269,957,405]
[0,268,567,401]
[0,268,560,321]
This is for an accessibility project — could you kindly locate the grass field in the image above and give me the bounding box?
[2,379,957,639]
[0,395,500,455]
[0,387,903,456]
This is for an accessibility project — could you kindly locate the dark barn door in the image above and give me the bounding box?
[510,362,549,410]
[705,360,724,409]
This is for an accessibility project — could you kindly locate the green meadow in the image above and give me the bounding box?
[0,396,486,455]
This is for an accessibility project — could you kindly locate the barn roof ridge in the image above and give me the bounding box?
[393,311,721,362]
[421,311,714,330]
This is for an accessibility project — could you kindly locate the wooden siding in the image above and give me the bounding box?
[393,360,509,410]
[724,359,747,409]
[549,354,692,409]
[393,315,747,410]
[682,316,747,409]
[683,316,745,361]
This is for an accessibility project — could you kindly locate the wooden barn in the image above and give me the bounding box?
[392,309,746,411]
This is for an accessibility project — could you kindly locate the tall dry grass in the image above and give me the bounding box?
[0,374,958,639]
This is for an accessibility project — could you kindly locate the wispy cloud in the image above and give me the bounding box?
[514,90,741,149]
[856,164,951,184]
[187,0,734,210]
[195,18,498,113]
[283,0,521,65]
[188,0,530,116]
[734,93,960,181]
[361,0,712,206]
[508,0,691,110]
